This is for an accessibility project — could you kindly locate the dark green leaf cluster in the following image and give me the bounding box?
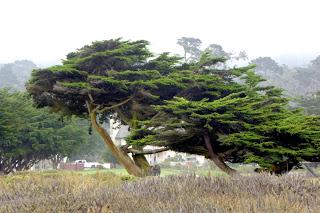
[297,91,320,115]
[128,57,320,173]
[0,89,88,174]
[27,38,320,174]
[27,39,183,120]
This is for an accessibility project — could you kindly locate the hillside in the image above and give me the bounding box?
[0,60,37,90]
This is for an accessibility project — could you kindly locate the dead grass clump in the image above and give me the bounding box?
[0,172,319,213]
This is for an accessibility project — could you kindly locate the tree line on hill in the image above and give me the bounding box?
[0,60,37,91]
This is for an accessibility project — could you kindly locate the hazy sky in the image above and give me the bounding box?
[1,0,320,66]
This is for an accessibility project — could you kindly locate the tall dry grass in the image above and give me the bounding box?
[0,171,319,213]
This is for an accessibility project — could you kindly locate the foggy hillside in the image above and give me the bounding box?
[0,60,37,91]
[252,55,320,96]
[175,37,320,97]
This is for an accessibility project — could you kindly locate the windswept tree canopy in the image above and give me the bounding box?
[27,38,320,175]
[28,39,185,122]
[128,69,320,173]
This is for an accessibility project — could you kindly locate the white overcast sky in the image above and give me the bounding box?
[0,0,320,66]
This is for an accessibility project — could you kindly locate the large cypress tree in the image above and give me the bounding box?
[27,38,320,176]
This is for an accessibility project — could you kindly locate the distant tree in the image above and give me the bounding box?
[297,91,320,115]
[0,89,87,173]
[0,65,19,89]
[248,56,320,96]
[234,51,248,61]
[69,126,118,164]
[205,44,231,59]
[293,56,320,94]
[178,37,247,67]
[102,147,118,165]
[0,60,37,90]
[177,37,202,62]
[310,55,320,68]
[48,118,88,169]
[251,57,283,76]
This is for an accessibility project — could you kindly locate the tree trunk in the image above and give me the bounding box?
[88,107,145,177]
[130,143,152,176]
[51,155,62,170]
[52,161,59,170]
[203,133,238,176]
[0,159,4,175]
[132,154,151,176]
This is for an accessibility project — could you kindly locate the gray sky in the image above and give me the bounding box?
[1,0,320,66]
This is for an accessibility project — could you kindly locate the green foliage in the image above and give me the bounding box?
[128,52,320,173]
[0,60,37,91]
[297,91,320,115]
[250,55,320,97]
[27,39,184,121]
[0,89,88,174]
[69,127,118,164]
[177,37,202,62]
[250,57,283,75]
[27,38,320,174]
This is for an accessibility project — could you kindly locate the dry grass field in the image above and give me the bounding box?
[0,171,319,213]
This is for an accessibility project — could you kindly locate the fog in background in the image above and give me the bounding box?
[0,0,320,67]
[1,0,320,104]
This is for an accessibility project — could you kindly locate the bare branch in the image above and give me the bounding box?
[151,112,162,120]
[120,144,131,152]
[127,147,170,155]
[88,94,94,102]
[219,148,238,158]
[85,100,100,114]
[85,100,92,113]
[97,96,134,113]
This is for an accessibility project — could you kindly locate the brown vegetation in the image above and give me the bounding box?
[0,171,319,212]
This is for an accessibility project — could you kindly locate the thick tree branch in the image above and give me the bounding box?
[120,144,131,153]
[85,99,147,177]
[219,148,238,158]
[203,133,239,176]
[97,96,134,113]
[127,147,170,155]
[88,93,94,102]
[87,94,134,114]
